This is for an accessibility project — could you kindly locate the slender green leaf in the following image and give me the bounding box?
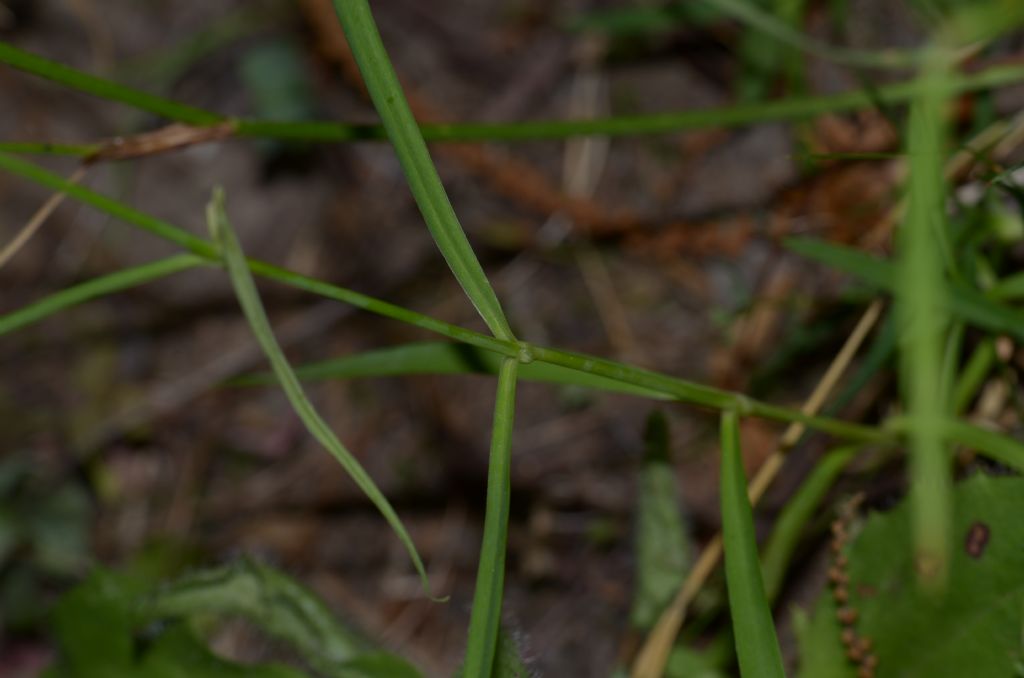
[897,48,953,588]
[705,0,917,69]
[951,338,996,415]
[987,269,1024,300]
[631,411,690,630]
[2,40,1024,144]
[330,0,513,341]
[719,410,786,678]
[464,357,519,677]
[0,254,205,337]
[231,341,670,399]
[785,237,1024,343]
[761,446,859,602]
[206,189,434,596]
[0,40,222,125]
[943,420,1024,473]
[0,152,898,442]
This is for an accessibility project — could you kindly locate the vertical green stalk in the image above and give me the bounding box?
[329,0,514,342]
[464,357,519,677]
[898,46,952,590]
[720,411,785,678]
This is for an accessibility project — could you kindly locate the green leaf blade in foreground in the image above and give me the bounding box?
[330,0,513,342]
[231,340,671,400]
[897,51,952,589]
[464,357,519,677]
[0,40,223,126]
[720,411,786,678]
[761,446,859,603]
[205,188,434,596]
[3,152,1018,453]
[0,254,204,337]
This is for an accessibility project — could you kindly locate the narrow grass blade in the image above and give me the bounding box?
[952,338,996,415]
[2,39,1024,143]
[464,357,519,677]
[0,41,222,125]
[897,50,952,589]
[0,141,100,156]
[231,341,670,399]
[942,420,1024,473]
[206,189,435,596]
[703,0,917,69]
[0,152,895,443]
[631,411,690,631]
[0,254,204,337]
[785,237,1024,343]
[760,446,859,602]
[330,0,513,341]
[719,410,785,678]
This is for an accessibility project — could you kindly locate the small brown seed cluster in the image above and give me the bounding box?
[829,494,878,678]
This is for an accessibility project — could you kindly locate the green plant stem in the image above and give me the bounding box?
[719,410,786,678]
[6,152,1024,463]
[898,47,952,590]
[330,0,513,340]
[464,357,518,677]
[2,39,1024,144]
[0,254,205,336]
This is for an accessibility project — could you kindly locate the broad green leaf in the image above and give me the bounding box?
[51,570,136,676]
[464,357,519,677]
[799,474,1024,677]
[139,559,365,673]
[719,411,785,678]
[330,0,514,341]
[232,341,670,400]
[631,411,690,630]
[206,189,434,596]
[139,625,309,678]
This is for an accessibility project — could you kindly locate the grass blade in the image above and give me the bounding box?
[785,237,1024,343]
[0,254,204,337]
[897,49,952,589]
[8,158,1017,461]
[0,151,893,442]
[0,41,222,125]
[205,188,434,596]
[760,446,859,602]
[330,0,513,341]
[464,357,519,677]
[942,420,1024,473]
[719,410,785,678]
[703,0,917,69]
[231,340,670,399]
[2,41,1024,142]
